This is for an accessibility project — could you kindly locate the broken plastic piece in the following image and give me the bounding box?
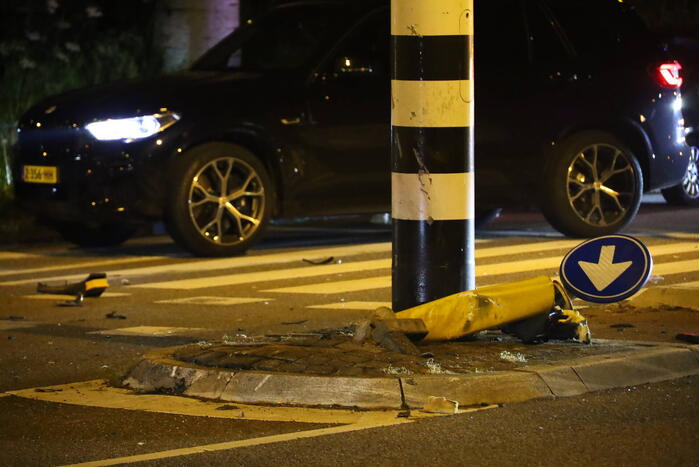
[423,396,459,414]
[502,308,591,344]
[58,293,84,307]
[37,273,108,298]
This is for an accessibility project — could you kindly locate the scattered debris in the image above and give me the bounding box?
[420,352,434,359]
[3,316,25,321]
[424,358,453,374]
[371,319,421,355]
[499,351,528,363]
[396,411,411,418]
[423,396,459,414]
[676,333,699,344]
[216,404,240,411]
[281,320,308,325]
[37,272,109,298]
[58,293,84,307]
[302,257,334,265]
[34,388,62,393]
[121,279,131,286]
[105,311,127,320]
[383,365,413,376]
[610,323,635,329]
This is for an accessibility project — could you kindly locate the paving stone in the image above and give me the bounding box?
[221,373,403,408]
[401,372,553,408]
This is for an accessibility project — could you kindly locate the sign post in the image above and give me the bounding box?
[390,0,475,312]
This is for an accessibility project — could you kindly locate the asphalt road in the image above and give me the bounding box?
[0,199,698,466]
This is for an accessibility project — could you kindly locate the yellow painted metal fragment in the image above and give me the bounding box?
[396,276,556,341]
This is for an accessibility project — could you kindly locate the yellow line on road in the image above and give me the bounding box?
[9,380,496,466]
[61,422,411,466]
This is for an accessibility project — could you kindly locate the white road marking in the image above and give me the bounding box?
[136,258,390,290]
[154,296,272,306]
[308,301,392,310]
[131,239,633,290]
[0,242,393,287]
[653,259,699,276]
[264,242,699,295]
[22,292,130,300]
[0,256,169,278]
[0,251,39,260]
[0,320,41,331]
[86,326,204,337]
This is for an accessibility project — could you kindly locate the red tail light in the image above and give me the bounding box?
[655,61,683,89]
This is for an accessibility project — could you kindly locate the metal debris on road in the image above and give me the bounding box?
[105,311,127,320]
[57,293,84,307]
[302,257,335,265]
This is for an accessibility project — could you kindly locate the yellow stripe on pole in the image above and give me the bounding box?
[392,172,474,221]
[392,80,472,128]
[391,0,473,36]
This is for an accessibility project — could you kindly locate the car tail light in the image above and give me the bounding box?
[655,61,683,89]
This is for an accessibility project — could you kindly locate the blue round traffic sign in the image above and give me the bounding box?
[559,235,653,303]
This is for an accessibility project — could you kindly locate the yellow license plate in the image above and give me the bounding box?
[23,165,58,184]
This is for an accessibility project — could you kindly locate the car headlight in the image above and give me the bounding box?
[85,112,180,141]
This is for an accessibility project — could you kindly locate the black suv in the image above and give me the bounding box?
[13,0,690,256]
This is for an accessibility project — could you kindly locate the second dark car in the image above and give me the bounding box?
[13,0,691,256]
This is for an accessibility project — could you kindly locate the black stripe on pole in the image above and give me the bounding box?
[392,126,473,173]
[392,35,471,81]
[393,219,474,312]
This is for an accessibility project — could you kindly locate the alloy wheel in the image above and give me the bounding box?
[187,156,266,246]
[681,146,699,200]
[566,143,637,227]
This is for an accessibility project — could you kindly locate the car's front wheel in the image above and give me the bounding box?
[165,143,274,257]
[661,145,699,206]
[542,132,643,237]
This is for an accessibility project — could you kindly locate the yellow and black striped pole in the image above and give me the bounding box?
[391,0,475,311]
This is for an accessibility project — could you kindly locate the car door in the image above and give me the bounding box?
[294,7,391,215]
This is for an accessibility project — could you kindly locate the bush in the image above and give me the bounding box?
[0,0,159,203]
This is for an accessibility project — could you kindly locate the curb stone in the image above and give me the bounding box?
[122,341,699,409]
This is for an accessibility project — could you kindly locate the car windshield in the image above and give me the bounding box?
[546,0,655,58]
[192,4,346,72]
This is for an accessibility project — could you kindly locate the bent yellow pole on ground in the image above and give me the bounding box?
[396,276,557,341]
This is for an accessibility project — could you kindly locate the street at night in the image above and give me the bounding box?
[1,201,698,466]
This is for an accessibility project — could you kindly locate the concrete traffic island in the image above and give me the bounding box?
[122,330,699,411]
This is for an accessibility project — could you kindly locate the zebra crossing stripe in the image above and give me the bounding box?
[264,242,699,295]
[154,297,272,306]
[130,239,588,290]
[0,256,168,278]
[0,242,393,287]
[307,301,391,311]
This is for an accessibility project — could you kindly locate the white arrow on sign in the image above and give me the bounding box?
[578,245,632,291]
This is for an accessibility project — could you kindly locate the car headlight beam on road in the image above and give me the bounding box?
[85,112,180,141]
